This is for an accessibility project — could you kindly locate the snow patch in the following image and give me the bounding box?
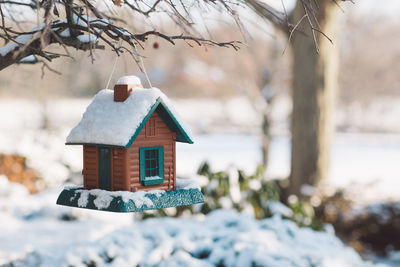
[267,201,293,217]
[117,75,142,85]
[18,55,37,63]
[59,28,70,37]
[0,34,33,56]
[76,34,98,44]
[0,175,29,198]
[72,14,110,28]
[0,24,46,57]
[176,178,201,190]
[77,190,89,207]
[143,175,162,181]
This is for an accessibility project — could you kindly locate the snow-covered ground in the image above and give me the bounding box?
[0,176,382,267]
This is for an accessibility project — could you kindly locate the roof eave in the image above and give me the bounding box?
[124,98,194,148]
[66,97,194,148]
[65,142,125,148]
[158,100,194,144]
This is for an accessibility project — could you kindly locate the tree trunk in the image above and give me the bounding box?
[288,1,340,196]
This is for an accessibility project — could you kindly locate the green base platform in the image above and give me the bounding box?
[56,186,204,212]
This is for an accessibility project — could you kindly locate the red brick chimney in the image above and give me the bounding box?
[114,76,142,102]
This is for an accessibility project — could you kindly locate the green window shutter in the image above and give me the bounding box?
[139,146,164,186]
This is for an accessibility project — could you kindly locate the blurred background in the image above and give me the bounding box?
[0,0,399,266]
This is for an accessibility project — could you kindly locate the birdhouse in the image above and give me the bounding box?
[56,76,204,212]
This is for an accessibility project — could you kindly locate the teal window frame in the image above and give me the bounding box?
[139,146,164,186]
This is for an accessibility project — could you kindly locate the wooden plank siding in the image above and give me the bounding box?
[83,145,99,189]
[111,148,127,191]
[127,111,176,192]
[82,110,176,192]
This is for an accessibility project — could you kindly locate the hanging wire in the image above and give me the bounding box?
[105,40,152,89]
[105,54,119,89]
[133,41,152,88]
[105,40,122,89]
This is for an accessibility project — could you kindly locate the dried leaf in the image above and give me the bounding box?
[113,0,122,6]
[53,5,59,17]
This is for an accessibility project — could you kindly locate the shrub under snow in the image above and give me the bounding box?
[63,210,376,267]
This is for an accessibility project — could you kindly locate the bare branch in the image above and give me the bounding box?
[124,0,163,17]
[64,0,79,38]
[0,1,35,8]
[245,0,291,33]
[0,0,354,72]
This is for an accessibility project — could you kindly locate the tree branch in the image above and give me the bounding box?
[245,0,291,33]
[64,0,79,38]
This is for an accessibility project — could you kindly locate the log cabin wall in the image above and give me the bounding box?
[127,111,176,192]
[111,148,128,191]
[83,145,99,189]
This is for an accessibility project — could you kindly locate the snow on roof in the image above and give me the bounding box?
[117,75,141,85]
[66,84,193,147]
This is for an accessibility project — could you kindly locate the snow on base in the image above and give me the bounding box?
[176,178,201,190]
[74,188,165,209]
[66,178,200,210]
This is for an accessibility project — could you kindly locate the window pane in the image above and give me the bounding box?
[151,167,158,176]
[154,166,158,175]
[143,148,161,178]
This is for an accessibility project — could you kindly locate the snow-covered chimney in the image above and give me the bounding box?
[114,76,143,102]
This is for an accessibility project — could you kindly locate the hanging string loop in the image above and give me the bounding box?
[105,40,152,89]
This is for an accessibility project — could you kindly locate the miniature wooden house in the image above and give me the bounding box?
[66,76,193,192]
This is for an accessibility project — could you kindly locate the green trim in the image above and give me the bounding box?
[125,98,193,148]
[143,178,164,186]
[139,146,164,186]
[125,98,162,148]
[156,101,194,144]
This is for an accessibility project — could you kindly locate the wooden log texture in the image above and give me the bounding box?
[127,111,176,192]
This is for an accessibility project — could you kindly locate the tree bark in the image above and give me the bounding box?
[288,0,340,196]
